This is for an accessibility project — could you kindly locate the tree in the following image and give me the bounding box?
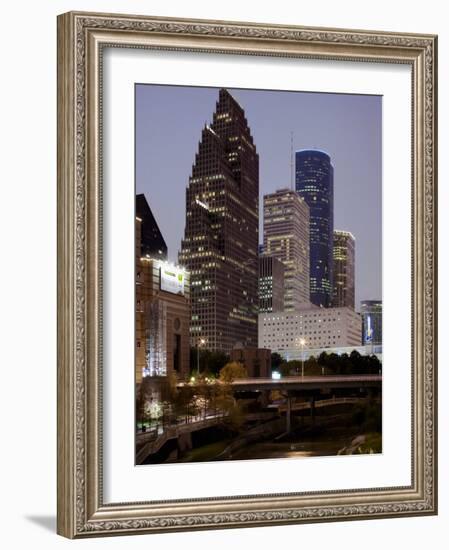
[312,350,382,376]
[189,348,229,377]
[367,354,382,374]
[137,375,179,429]
[219,361,247,383]
[207,351,230,376]
[318,352,341,374]
[304,355,322,376]
[214,386,230,414]
[279,360,302,376]
[350,349,363,363]
[327,353,341,373]
[318,351,329,369]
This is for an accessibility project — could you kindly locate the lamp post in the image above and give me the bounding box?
[197,338,205,376]
[299,337,306,377]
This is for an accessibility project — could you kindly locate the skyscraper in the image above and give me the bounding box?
[295,150,334,307]
[136,193,168,260]
[333,230,355,309]
[360,300,382,345]
[259,254,285,313]
[179,88,259,353]
[263,189,310,310]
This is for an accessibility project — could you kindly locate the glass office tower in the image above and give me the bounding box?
[179,89,259,353]
[136,193,168,261]
[295,149,334,307]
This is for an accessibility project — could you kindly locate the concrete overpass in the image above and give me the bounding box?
[228,374,381,392]
[229,375,382,433]
[178,374,381,392]
[178,375,382,435]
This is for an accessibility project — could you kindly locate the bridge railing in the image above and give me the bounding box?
[277,396,364,412]
[136,415,228,464]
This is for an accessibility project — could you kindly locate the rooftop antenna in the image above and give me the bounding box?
[290,131,294,190]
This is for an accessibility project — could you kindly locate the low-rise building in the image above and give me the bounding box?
[136,215,190,384]
[258,306,362,352]
[230,347,271,378]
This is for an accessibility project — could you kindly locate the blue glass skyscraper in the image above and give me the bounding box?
[295,150,334,307]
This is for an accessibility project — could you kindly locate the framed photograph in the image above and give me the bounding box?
[57,11,437,538]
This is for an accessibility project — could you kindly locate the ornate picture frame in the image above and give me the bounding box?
[57,11,437,538]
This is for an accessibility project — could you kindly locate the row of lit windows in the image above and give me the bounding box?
[190,174,225,184]
[263,320,343,329]
[215,112,231,121]
[266,336,339,342]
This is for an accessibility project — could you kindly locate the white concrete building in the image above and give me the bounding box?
[258,306,362,352]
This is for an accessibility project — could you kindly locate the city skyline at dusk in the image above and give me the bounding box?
[135,84,383,465]
[136,84,382,308]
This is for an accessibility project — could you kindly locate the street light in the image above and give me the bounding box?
[197,337,206,376]
[299,337,306,377]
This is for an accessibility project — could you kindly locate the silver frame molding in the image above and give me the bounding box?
[57,11,438,538]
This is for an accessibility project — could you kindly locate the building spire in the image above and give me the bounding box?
[290,131,294,190]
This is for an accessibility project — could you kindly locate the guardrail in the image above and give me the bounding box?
[277,396,364,412]
[136,415,226,464]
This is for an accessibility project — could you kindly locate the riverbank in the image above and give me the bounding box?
[150,400,382,464]
[173,420,381,463]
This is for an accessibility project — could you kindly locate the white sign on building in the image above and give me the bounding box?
[160,265,185,295]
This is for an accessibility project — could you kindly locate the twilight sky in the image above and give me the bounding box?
[136,84,382,309]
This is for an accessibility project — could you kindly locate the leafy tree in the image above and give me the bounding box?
[318,351,329,368]
[189,348,229,376]
[368,354,382,375]
[350,349,362,363]
[172,385,192,422]
[215,387,233,413]
[304,356,323,376]
[219,361,247,383]
[207,351,230,376]
[316,350,382,375]
[326,353,341,373]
